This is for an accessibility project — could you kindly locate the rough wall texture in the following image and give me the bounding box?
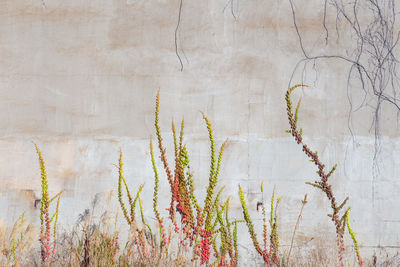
[1,0,399,262]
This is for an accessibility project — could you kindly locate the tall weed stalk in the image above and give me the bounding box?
[285,84,363,266]
[238,183,282,266]
[116,90,238,265]
[35,144,62,265]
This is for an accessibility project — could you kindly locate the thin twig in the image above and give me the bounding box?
[175,0,184,71]
[287,194,307,266]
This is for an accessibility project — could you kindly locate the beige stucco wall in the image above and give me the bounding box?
[1,0,399,263]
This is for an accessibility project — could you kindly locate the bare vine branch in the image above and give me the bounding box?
[288,0,400,203]
[175,0,184,71]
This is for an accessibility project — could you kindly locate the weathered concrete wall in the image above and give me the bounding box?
[1,0,399,262]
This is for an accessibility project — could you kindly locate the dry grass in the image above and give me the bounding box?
[1,204,400,266]
[0,214,36,266]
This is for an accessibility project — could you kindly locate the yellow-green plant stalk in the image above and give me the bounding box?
[212,235,220,259]
[346,208,363,266]
[132,184,145,222]
[117,150,134,225]
[269,189,282,265]
[117,150,146,229]
[213,140,227,189]
[224,200,234,261]
[184,153,204,246]
[202,112,217,230]
[225,200,237,265]
[216,198,234,264]
[35,144,50,258]
[10,238,18,265]
[238,184,284,266]
[224,197,238,266]
[260,183,269,256]
[181,145,200,214]
[269,187,275,230]
[238,185,270,264]
[138,194,153,239]
[116,153,154,261]
[202,112,227,231]
[210,186,225,230]
[154,91,179,232]
[172,120,194,229]
[150,138,168,246]
[49,191,62,255]
[233,220,238,265]
[200,114,227,265]
[224,197,230,229]
[35,144,62,264]
[180,143,204,245]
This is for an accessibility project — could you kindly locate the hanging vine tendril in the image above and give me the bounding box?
[288,0,400,204]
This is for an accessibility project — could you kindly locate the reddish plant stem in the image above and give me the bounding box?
[286,85,345,265]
